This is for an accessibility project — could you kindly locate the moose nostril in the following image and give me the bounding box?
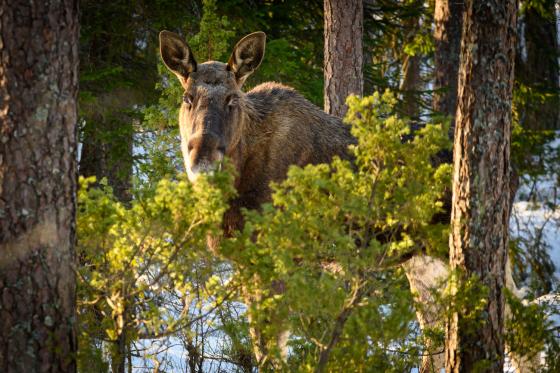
[187,141,194,153]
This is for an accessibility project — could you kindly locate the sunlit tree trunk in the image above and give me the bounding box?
[324,0,363,117]
[445,0,517,371]
[0,0,79,371]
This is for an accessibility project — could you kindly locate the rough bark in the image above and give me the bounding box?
[515,3,560,130]
[445,0,517,372]
[0,0,79,372]
[324,0,363,117]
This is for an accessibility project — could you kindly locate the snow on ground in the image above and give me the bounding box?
[512,201,560,279]
[127,136,560,372]
[512,134,560,282]
[507,133,560,370]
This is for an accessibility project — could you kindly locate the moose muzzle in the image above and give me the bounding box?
[185,132,225,182]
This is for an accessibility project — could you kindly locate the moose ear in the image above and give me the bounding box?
[227,32,266,86]
[159,30,197,79]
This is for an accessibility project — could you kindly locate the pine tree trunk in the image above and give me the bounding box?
[445,0,517,371]
[0,1,79,372]
[324,0,363,117]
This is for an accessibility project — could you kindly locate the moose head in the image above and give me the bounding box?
[159,30,266,182]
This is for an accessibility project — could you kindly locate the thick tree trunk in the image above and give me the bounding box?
[324,0,363,117]
[445,0,517,371]
[0,1,79,372]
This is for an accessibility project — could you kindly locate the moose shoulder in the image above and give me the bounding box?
[159,31,354,234]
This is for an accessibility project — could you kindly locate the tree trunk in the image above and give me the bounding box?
[0,1,79,372]
[111,329,127,373]
[406,4,464,370]
[399,1,423,120]
[515,2,560,130]
[324,0,363,118]
[445,0,517,371]
[433,0,464,134]
[400,54,421,119]
[79,114,133,203]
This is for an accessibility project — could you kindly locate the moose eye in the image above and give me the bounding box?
[183,94,194,107]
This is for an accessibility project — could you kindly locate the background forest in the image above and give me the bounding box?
[5,0,559,372]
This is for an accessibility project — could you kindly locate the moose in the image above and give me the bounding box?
[159,30,353,237]
[159,31,535,372]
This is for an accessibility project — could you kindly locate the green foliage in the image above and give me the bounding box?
[76,170,236,369]
[209,91,451,370]
[443,272,490,331]
[403,30,434,57]
[76,1,560,370]
[505,291,550,360]
[510,84,560,296]
[189,0,235,61]
[363,0,434,115]
[78,91,452,371]
[520,0,558,17]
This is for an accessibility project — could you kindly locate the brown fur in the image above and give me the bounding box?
[159,31,354,234]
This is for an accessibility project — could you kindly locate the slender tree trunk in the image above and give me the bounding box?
[407,4,463,370]
[445,0,517,371]
[400,53,422,119]
[111,330,127,373]
[79,112,133,203]
[433,0,464,134]
[0,1,79,372]
[324,0,363,117]
[400,1,423,119]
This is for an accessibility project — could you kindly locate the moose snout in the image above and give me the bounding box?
[185,132,225,182]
